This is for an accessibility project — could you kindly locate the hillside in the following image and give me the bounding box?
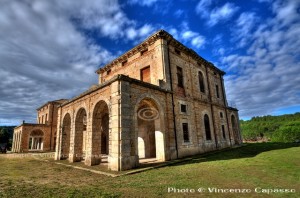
[240,113,300,142]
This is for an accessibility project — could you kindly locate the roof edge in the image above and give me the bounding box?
[95,29,225,75]
[61,74,172,107]
[36,99,68,111]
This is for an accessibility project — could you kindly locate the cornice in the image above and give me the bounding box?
[61,74,171,107]
[95,29,225,75]
[14,123,50,129]
[36,99,68,111]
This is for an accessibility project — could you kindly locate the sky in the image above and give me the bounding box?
[0,0,299,125]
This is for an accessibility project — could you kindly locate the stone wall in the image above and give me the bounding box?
[100,39,166,87]
[54,30,242,171]
[12,124,51,152]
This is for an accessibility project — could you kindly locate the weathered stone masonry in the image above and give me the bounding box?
[12,30,242,171]
[54,30,242,171]
[12,99,67,152]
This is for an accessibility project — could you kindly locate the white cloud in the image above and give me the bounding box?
[196,1,239,26]
[182,31,198,40]
[139,24,155,37]
[128,0,162,7]
[128,0,171,15]
[195,0,212,17]
[191,36,206,49]
[125,24,156,44]
[257,0,272,3]
[209,3,239,26]
[164,23,206,49]
[272,0,300,26]
[0,0,157,125]
[232,12,259,47]
[168,28,179,40]
[174,9,184,18]
[180,30,205,48]
[221,0,300,118]
[126,28,138,40]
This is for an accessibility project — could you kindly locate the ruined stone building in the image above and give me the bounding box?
[12,30,242,171]
[12,99,67,152]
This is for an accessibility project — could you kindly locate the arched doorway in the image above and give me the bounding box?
[92,101,109,165]
[61,113,71,159]
[231,115,239,144]
[74,108,87,161]
[29,130,44,151]
[136,98,165,163]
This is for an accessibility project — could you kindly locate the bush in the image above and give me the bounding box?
[241,113,300,142]
[271,125,300,142]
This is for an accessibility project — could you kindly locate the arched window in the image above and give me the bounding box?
[204,114,212,140]
[198,71,205,93]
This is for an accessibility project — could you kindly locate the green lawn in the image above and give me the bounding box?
[0,143,299,198]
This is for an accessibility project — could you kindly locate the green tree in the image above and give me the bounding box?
[241,112,300,142]
[0,128,10,144]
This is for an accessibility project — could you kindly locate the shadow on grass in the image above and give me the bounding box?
[136,142,300,170]
[168,142,300,167]
[28,142,299,174]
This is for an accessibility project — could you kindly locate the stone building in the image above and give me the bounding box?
[53,30,242,171]
[12,99,67,152]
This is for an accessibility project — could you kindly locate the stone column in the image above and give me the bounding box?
[18,133,22,152]
[16,133,19,152]
[119,80,137,170]
[30,137,34,150]
[159,39,171,90]
[41,138,44,150]
[39,138,41,150]
[155,119,166,161]
[69,110,77,162]
[12,133,15,152]
[55,107,62,160]
[15,133,19,152]
[108,80,137,171]
[84,112,96,166]
[14,133,17,152]
[108,80,120,170]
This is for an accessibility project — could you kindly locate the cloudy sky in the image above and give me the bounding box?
[0,0,299,125]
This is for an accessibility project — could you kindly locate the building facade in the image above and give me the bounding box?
[53,30,242,171]
[12,99,67,152]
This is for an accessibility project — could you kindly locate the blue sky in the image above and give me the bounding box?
[0,0,299,125]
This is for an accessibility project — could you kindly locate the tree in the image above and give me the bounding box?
[0,128,10,144]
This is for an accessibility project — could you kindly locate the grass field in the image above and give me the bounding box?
[0,143,299,198]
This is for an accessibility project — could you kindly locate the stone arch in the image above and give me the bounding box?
[73,107,87,162]
[61,110,73,123]
[134,95,166,163]
[61,113,71,159]
[135,93,165,112]
[91,97,111,114]
[231,114,239,144]
[91,100,109,165]
[29,129,44,150]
